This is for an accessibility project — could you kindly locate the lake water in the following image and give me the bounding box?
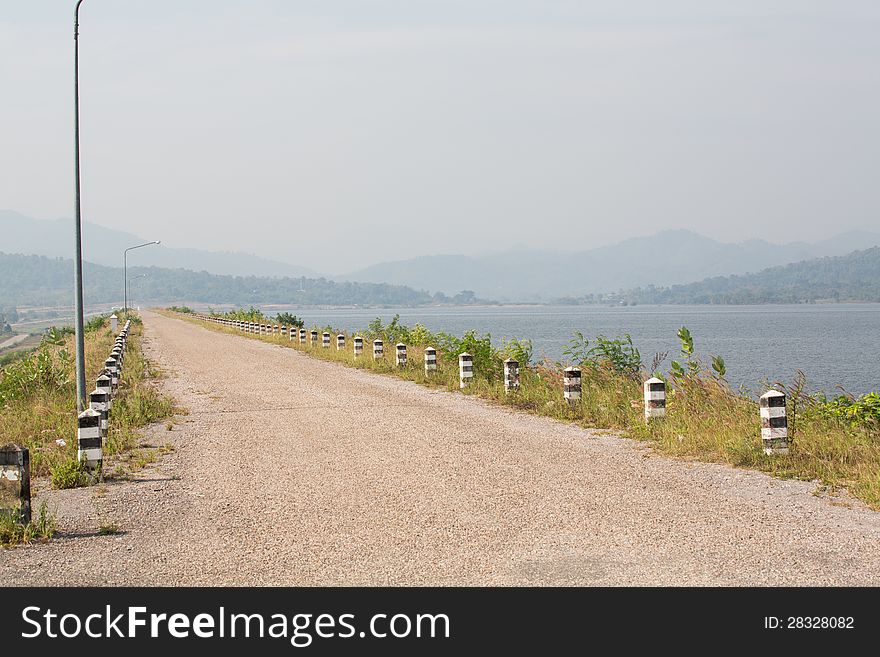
[277,304,880,397]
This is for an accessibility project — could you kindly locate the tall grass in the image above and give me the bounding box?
[175,311,880,510]
[0,501,55,548]
[0,313,175,485]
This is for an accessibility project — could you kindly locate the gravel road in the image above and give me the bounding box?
[4,310,880,585]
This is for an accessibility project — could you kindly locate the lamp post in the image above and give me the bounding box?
[128,274,148,311]
[124,240,160,312]
[73,0,86,411]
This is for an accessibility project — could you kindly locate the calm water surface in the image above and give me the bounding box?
[275,304,880,396]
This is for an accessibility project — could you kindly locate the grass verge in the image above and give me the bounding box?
[0,312,178,545]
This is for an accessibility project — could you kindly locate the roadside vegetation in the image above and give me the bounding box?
[0,501,55,547]
[0,313,176,547]
[175,308,880,510]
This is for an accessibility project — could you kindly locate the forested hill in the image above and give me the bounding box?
[0,252,447,307]
[617,247,880,305]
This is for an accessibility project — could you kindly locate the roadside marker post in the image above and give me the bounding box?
[459,353,473,389]
[0,445,31,525]
[563,367,582,408]
[644,377,666,422]
[760,390,789,455]
[504,358,519,393]
[77,408,103,474]
[424,347,437,374]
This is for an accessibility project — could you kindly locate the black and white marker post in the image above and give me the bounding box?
[504,358,519,393]
[77,408,102,474]
[760,389,789,455]
[424,346,437,375]
[643,377,666,422]
[459,353,473,389]
[563,367,581,408]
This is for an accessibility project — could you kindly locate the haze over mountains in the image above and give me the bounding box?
[341,229,880,301]
[0,210,317,279]
[0,252,434,309]
[4,210,880,302]
[620,247,880,305]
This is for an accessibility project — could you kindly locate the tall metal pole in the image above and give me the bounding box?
[73,0,87,411]
[124,241,160,313]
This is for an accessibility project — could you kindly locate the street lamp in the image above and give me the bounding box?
[124,240,160,312]
[73,0,87,411]
[128,273,148,311]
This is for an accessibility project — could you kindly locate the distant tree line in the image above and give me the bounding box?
[0,252,494,308]
[553,247,880,305]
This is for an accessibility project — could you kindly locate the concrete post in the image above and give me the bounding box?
[643,377,666,422]
[322,332,331,348]
[310,330,318,346]
[110,314,118,332]
[424,346,437,374]
[299,329,307,344]
[77,408,102,472]
[105,356,119,391]
[760,390,789,455]
[459,353,473,389]
[0,445,31,524]
[337,334,345,351]
[396,343,407,367]
[504,358,519,393]
[96,373,112,411]
[89,388,109,437]
[354,336,364,357]
[373,339,384,359]
[563,367,581,408]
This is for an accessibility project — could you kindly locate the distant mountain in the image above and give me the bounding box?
[616,247,880,305]
[342,229,880,301]
[0,252,441,308]
[0,210,318,278]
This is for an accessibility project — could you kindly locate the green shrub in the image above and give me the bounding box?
[50,457,92,489]
[84,314,108,333]
[275,312,304,327]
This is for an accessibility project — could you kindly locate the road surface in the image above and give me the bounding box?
[4,310,880,585]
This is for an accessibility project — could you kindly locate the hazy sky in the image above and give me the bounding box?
[2,1,879,271]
